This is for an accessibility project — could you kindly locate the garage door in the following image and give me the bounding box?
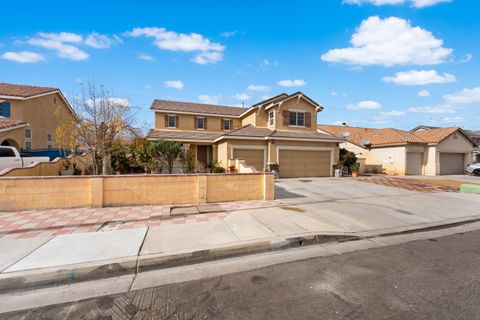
[232,148,265,171]
[406,152,423,175]
[279,150,331,178]
[440,153,465,175]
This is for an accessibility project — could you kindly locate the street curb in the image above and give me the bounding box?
[1,216,480,294]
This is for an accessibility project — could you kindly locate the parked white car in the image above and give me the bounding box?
[466,163,480,176]
[0,146,50,172]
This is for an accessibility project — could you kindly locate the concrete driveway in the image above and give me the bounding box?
[270,177,480,234]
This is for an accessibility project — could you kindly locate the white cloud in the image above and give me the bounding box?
[331,91,338,96]
[247,85,271,92]
[444,87,480,105]
[164,80,184,90]
[233,93,251,100]
[382,70,456,85]
[380,110,406,117]
[343,0,451,8]
[418,90,430,97]
[198,95,220,104]
[441,116,464,123]
[27,32,89,60]
[1,51,45,63]
[126,27,225,64]
[408,86,480,114]
[278,79,306,87]
[321,16,452,67]
[85,32,121,49]
[138,53,155,61]
[347,100,382,110]
[459,53,473,64]
[220,31,238,38]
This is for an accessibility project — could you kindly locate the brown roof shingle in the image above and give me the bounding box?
[150,99,249,116]
[223,124,273,137]
[0,83,58,98]
[148,129,221,142]
[318,125,425,147]
[0,118,28,131]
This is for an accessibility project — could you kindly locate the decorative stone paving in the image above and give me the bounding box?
[358,177,460,193]
[0,200,279,239]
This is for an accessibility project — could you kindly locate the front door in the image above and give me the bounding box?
[197,145,208,165]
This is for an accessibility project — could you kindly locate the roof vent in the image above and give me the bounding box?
[362,139,371,146]
[340,131,351,138]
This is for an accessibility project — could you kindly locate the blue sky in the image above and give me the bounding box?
[1,0,479,131]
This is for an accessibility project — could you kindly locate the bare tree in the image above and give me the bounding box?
[56,81,138,175]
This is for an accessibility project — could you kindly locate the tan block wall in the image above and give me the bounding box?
[6,93,76,150]
[366,146,407,175]
[0,173,275,211]
[154,112,241,132]
[0,153,91,177]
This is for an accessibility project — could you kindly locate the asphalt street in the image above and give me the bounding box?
[3,230,480,320]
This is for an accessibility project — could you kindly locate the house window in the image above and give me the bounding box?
[47,134,52,142]
[223,119,232,131]
[25,141,32,151]
[269,111,275,127]
[196,117,205,130]
[0,102,10,117]
[289,111,305,127]
[167,115,176,128]
[25,129,32,138]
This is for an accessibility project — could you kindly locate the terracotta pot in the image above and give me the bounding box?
[351,171,358,178]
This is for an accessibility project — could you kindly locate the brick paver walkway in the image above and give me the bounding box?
[358,176,460,193]
[0,200,279,240]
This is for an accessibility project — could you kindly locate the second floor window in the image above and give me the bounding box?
[0,102,10,117]
[167,115,176,128]
[196,117,205,129]
[223,119,231,131]
[25,129,32,138]
[269,111,275,127]
[289,111,305,127]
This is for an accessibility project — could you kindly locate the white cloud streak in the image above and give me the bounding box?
[164,80,184,90]
[347,100,382,110]
[278,79,306,87]
[343,0,452,8]
[382,70,456,85]
[1,51,45,63]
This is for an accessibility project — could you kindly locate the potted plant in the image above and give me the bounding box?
[60,159,74,176]
[350,163,360,178]
[229,165,236,174]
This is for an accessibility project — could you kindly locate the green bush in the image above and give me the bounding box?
[339,148,358,173]
[212,166,226,173]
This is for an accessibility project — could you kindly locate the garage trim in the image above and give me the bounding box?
[276,146,335,177]
[230,144,267,169]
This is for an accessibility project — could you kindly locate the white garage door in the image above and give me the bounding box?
[279,150,331,178]
[440,153,465,175]
[232,148,265,171]
[406,152,423,175]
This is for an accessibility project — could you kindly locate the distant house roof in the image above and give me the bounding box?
[318,125,424,147]
[0,118,29,131]
[412,126,477,145]
[150,99,249,117]
[0,83,58,98]
[411,125,440,132]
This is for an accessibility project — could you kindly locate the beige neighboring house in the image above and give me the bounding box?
[318,125,478,176]
[148,92,344,178]
[0,83,76,157]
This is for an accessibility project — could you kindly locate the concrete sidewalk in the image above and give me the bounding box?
[1,178,480,294]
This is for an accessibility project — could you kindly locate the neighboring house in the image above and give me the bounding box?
[318,125,478,176]
[0,83,76,158]
[148,92,344,178]
[465,130,480,163]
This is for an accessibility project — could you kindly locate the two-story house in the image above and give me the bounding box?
[148,92,343,178]
[0,83,77,158]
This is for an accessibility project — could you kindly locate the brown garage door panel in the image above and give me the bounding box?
[279,150,331,178]
[440,153,465,175]
[233,149,265,171]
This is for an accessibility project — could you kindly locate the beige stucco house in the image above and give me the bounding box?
[318,125,478,176]
[0,83,76,157]
[148,92,344,178]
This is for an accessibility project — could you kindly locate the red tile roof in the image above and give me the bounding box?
[318,125,425,147]
[412,127,461,144]
[0,83,58,98]
[0,118,28,131]
[148,130,222,142]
